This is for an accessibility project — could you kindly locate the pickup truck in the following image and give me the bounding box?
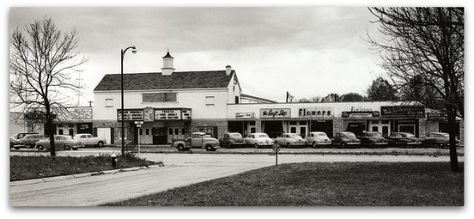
[171,132,220,151]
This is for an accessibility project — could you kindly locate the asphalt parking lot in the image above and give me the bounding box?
[10,144,464,157]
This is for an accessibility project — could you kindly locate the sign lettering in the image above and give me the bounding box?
[261,108,290,119]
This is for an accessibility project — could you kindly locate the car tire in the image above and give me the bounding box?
[205,145,213,151]
[287,143,291,148]
[64,145,70,150]
[177,144,185,151]
[312,142,316,148]
[72,147,78,151]
[254,143,259,149]
[37,145,44,151]
[97,141,104,147]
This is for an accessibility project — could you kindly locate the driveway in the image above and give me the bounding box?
[10,153,463,206]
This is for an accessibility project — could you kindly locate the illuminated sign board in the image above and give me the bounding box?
[117,109,144,121]
[155,109,181,120]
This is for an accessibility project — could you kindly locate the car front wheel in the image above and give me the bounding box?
[97,141,104,147]
[177,144,185,151]
[37,145,44,151]
[254,143,259,149]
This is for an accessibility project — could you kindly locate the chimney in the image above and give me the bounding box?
[225,65,232,76]
[161,50,175,76]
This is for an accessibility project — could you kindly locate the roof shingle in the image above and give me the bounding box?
[94,70,234,91]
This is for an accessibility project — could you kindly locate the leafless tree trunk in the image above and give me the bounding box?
[10,17,87,156]
[368,7,464,172]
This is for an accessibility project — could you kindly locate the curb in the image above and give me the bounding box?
[10,164,164,186]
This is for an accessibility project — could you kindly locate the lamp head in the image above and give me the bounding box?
[132,46,137,54]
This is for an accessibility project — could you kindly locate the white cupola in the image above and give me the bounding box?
[161,50,175,76]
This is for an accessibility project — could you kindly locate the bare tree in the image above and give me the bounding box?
[368,7,464,171]
[10,17,87,156]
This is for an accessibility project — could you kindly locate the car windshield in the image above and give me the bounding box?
[258,134,269,138]
[317,133,327,137]
[289,134,302,139]
[203,134,212,138]
[367,133,382,137]
[230,133,242,138]
[345,133,356,139]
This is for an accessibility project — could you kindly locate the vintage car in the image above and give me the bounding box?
[422,132,459,148]
[386,132,421,147]
[274,133,308,148]
[219,132,245,148]
[73,133,106,147]
[10,132,39,148]
[171,132,220,151]
[35,135,85,151]
[15,134,47,149]
[332,132,361,147]
[359,132,388,147]
[305,131,332,147]
[243,133,274,148]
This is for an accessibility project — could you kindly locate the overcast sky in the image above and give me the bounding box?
[9,7,385,104]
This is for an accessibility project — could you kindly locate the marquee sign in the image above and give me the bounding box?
[117,109,144,121]
[426,111,447,120]
[298,108,333,118]
[155,109,182,120]
[260,108,290,119]
[381,106,425,117]
[143,107,155,122]
[182,109,192,120]
[235,112,256,119]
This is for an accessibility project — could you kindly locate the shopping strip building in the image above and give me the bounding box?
[93,51,463,145]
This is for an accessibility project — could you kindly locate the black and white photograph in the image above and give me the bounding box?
[3,0,470,214]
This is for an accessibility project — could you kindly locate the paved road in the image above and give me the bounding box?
[10,153,463,206]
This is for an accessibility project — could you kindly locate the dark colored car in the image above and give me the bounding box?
[386,132,421,147]
[332,132,361,147]
[10,132,38,148]
[219,132,245,148]
[15,134,47,149]
[359,132,387,147]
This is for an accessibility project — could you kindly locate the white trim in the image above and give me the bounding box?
[94,87,227,93]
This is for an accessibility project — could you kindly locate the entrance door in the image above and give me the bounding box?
[168,127,184,143]
[299,126,307,138]
[152,128,167,145]
[140,128,153,144]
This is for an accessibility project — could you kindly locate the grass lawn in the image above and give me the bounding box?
[10,154,157,181]
[107,162,463,206]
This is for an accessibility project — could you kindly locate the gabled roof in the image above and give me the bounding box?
[163,51,173,59]
[94,70,235,91]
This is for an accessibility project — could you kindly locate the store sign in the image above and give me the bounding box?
[235,112,256,119]
[117,109,144,121]
[298,108,333,118]
[426,111,447,120]
[381,106,425,117]
[143,107,155,122]
[341,111,380,118]
[260,108,290,119]
[182,109,192,120]
[155,109,182,120]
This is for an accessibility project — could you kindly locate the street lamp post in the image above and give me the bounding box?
[121,46,137,156]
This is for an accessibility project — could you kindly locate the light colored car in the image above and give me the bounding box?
[422,132,460,148]
[10,132,39,148]
[35,135,84,151]
[73,133,106,147]
[275,133,308,148]
[171,132,220,151]
[306,131,332,147]
[244,133,274,148]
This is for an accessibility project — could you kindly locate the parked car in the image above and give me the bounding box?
[359,132,388,147]
[15,134,47,149]
[244,133,274,148]
[10,132,39,148]
[219,132,245,148]
[73,133,106,147]
[422,132,459,148]
[274,133,307,148]
[35,135,84,151]
[306,131,332,147]
[171,132,220,151]
[386,132,421,147]
[332,132,361,147]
